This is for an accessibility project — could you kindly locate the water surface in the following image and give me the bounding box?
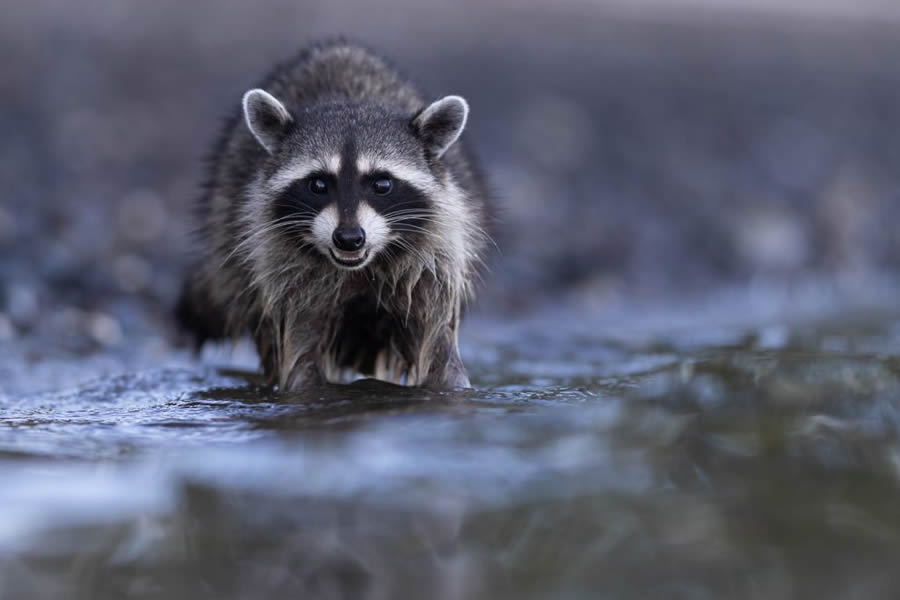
[3,301,900,599]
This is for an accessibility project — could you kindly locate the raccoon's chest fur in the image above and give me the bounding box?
[324,294,419,384]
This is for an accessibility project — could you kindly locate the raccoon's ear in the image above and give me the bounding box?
[242,89,293,154]
[412,95,469,159]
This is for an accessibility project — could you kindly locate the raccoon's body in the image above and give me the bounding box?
[176,40,490,390]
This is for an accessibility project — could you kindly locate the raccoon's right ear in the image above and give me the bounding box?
[412,95,469,159]
[242,89,294,154]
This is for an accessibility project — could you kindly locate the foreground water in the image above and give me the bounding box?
[3,295,900,599]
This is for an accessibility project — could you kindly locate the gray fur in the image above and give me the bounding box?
[177,40,490,390]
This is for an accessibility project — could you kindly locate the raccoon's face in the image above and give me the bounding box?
[242,90,468,271]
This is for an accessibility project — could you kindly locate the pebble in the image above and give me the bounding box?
[87,312,123,347]
[0,313,14,341]
[6,283,39,327]
[114,254,152,293]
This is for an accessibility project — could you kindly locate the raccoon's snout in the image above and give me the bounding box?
[329,225,369,269]
[332,226,365,252]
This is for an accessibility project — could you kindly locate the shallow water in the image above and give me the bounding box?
[4,302,900,599]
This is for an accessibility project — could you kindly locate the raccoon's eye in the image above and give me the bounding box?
[373,177,393,196]
[308,177,328,195]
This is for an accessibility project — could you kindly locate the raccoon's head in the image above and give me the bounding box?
[242,89,469,271]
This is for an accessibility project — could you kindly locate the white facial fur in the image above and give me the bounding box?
[268,155,342,193]
[355,155,439,196]
[357,202,390,251]
[311,204,339,251]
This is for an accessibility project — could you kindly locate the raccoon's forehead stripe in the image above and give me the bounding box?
[356,155,438,195]
[268,154,342,192]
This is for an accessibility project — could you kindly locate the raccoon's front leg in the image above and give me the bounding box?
[276,317,332,391]
[281,357,323,390]
[250,314,325,390]
[422,326,471,389]
[279,342,326,391]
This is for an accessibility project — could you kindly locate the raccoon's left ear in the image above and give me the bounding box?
[412,95,469,159]
[242,89,294,154]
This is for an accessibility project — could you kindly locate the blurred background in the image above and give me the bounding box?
[2,0,900,346]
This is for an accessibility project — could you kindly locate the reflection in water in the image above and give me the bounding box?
[3,311,900,599]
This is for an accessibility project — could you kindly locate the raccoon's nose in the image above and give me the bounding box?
[332,226,366,251]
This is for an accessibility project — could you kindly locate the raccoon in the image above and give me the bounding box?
[176,40,490,390]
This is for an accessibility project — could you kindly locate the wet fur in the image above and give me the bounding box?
[177,40,490,389]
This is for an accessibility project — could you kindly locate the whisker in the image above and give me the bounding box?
[390,238,436,272]
[214,218,314,272]
[216,222,296,270]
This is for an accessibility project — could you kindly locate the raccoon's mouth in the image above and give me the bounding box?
[329,249,369,268]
